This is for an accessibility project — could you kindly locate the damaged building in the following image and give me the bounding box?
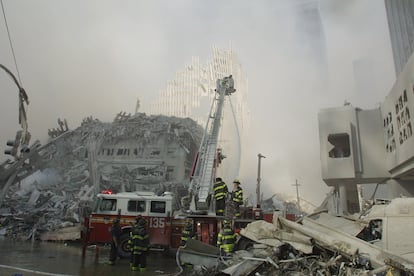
[0,112,203,240]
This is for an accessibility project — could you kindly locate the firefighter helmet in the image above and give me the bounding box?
[223,219,230,226]
[185,220,193,230]
[137,217,147,228]
[215,177,222,182]
[233,179,240,185]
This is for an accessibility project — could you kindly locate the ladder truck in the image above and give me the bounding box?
[82,76,237,255]
[188,75,236,214]
[182,75,239,246]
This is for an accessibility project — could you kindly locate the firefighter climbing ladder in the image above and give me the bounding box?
[189,75,236,213]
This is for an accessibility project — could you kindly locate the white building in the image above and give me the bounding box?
[318,54,414,214]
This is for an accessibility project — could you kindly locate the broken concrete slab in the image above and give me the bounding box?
[0,112,203,241]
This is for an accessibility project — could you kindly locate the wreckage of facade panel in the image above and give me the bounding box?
[0,112,203,241]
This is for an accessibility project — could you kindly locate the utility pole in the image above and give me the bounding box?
[256,153,265,208]
[293,179,301,214]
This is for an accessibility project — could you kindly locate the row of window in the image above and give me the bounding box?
[384,87,413,153]
[100,199,166,214]
[395,89,408,115]
[383,112,392,127]
[399,123,413,145]
[386,138,396,153]
[97,147,177,157]
[397,107,411,129]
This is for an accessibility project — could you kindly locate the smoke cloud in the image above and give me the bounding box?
[0,0,394,205]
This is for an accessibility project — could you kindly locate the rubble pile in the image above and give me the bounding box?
[217,246,370,275]
[179,216,414,275]
[0,112,203,241]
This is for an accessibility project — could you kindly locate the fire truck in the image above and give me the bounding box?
[83,190,186,257]
[82,76,271,256]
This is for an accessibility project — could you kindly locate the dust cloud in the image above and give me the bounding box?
[0,0,395,206]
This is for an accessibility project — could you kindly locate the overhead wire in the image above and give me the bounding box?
[1,0,23,86]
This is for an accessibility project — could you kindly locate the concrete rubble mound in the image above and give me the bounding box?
[178,213,414,275]
[0,112,203,241]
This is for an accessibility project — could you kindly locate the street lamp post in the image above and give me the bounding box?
[256,153,265,208]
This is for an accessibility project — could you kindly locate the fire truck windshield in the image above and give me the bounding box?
[102,199,116,211]
[94,198,117,212]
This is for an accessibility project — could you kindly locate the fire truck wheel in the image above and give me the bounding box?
[118,233,132,259]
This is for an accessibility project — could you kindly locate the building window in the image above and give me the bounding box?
[151,150,161,156]
[328,133,350,158]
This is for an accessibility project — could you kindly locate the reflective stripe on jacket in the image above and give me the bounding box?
[214,181,228,200]
[233,187,243,204]
[217,227,236,253]
[128,226,149,254]
[181,225,195,245]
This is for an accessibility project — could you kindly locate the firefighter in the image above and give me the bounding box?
[232,179,243,218]
[180,219,196,268]
[214,177,228,216]
[129,216,149,271]
[217,219,236,255]
[180,219,196,246]
[108,218,121,265]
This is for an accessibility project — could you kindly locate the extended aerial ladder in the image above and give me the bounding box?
[188,75,236,214]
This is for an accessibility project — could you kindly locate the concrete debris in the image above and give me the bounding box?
[178,210,414,275]
[48,118,69,138]
[0,112,203,241]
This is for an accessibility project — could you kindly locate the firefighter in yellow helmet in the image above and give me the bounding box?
[129,216,149,271]
[231,179,243,218]
[217,219,236,255]
[213,177,228,216]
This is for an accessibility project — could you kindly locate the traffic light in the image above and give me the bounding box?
[4,130,22,157]
[20,131,31,154]
[4,140,17,156]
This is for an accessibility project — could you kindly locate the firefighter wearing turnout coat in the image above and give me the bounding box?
[214,177,228,216]
[231,179,243,218]
[180,219,196,246]
[217,220,236,255]
[129,217,149,272]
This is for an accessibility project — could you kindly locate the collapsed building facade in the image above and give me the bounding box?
[0,112,203,240]
[0,47,249,240]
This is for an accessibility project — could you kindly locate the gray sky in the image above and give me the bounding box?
[0,0,395,205]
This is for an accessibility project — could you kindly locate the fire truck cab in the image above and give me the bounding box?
[85,190,184,257]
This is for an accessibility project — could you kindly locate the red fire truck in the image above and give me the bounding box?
[83,190,187,257]
[82,189,273,257]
